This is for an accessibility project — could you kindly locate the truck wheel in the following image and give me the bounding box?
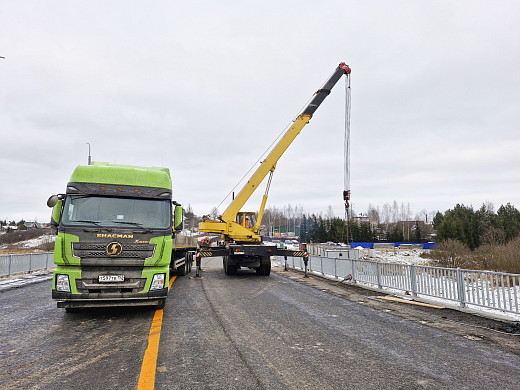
[257,257,271,276]
[263,260,271,276]
[223,256,237,275]
[187,253,193,273]
[177,261,187,276]
[223,256,229,274]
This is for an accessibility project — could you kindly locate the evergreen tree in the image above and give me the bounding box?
[435,204,480,249]
[350,220,360,242]
[329,218,345,243]
[300,215,308,242]
[386,225,404,242]
[432,212,444,231]
[413,222,422,243]
[317,216,327,242]
[358,221,373,242]
[495,203,520,242]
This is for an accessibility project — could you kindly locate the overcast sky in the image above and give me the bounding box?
[1,0,519,223]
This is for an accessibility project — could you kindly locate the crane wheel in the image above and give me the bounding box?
[256,257,271,276]
[223,256,238,275]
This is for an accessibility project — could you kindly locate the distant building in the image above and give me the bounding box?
[0,225,18,232]
[24,221,43,229]
[352,215,378,229]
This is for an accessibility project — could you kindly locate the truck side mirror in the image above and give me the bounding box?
[47,195,59,207]
[174,204,184,232]
[48,195,64,229]
[51,200,63,228]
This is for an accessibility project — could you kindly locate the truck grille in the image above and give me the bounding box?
[75,277,146,294]
[72,242,156,259]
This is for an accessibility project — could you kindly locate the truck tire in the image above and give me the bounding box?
[256,257,271,276]
[177,260,187,276]
[187,253,192,273]
[263,260,271,276]
[223,256,237,275]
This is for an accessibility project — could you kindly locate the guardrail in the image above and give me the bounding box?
[0,253,54,277]
[284,255,520,317]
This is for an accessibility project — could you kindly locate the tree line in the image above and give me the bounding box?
[433,203,520,250]
[297,215,430,243]
[259,201,520,246]
[259,202,436,243]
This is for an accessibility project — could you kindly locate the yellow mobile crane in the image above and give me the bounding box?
[198,62,351,275]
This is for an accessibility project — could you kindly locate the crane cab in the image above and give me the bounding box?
[236,212,257,230]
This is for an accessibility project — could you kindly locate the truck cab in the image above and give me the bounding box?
[48,162,190,310]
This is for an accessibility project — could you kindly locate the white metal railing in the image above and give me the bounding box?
[0,253,54,277]
[283,255,520,316]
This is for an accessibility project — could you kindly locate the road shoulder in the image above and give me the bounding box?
[274,267,520,356]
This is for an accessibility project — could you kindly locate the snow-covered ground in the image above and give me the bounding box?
[359,248,431,266]
[0,270,53,291]
[17,234,55,248]
[277,247,520,322]
[0,234,55,251]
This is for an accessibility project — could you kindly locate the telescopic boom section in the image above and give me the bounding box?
[200,62,351,242]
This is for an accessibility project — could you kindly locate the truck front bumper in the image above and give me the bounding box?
[52,288,168,308]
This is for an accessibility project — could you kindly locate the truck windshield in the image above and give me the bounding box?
[62,196,171,229]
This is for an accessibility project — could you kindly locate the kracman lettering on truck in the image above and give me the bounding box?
[96,233,134,239]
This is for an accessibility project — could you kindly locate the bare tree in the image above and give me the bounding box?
[392,200,399,223]
[414,209,429,223]
[381,203,391,228]
[209,207,219,219]
[367,203,380,224]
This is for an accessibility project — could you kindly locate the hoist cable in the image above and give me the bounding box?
[344,74,351,193]
[343,74,352,245]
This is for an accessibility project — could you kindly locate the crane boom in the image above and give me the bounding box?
[200,62,351,243]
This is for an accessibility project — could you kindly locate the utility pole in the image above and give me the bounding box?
[86,142,91,165]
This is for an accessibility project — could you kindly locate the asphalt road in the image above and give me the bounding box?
[0,274,154,389]
[1,257,519,389]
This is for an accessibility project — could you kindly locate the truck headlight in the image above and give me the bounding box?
[150,274,165,290]
[56,274,70,292]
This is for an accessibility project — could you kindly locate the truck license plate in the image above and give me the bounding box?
[99,275,125,282]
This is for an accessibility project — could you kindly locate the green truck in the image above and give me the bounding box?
[47,162,197,310]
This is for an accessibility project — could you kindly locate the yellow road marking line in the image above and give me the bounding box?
[377,296,445,309]
[137,276,176,390]
[168,275,176,290]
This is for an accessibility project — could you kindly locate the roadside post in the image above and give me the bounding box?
[195,252,202,278]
